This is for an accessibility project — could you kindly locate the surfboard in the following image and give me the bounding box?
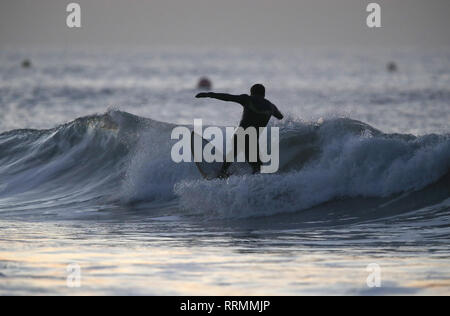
[190,131,225,180]
[190,131,255,180]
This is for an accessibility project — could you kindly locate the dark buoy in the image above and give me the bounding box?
[387,62,397,73]
[22,59,32,69]
[197,77,212,91]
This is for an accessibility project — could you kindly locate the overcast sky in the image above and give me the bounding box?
[1,0,450,50]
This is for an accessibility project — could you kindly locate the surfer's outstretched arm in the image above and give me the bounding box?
[196,92,246,105]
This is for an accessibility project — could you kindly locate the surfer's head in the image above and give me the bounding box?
[250,84,265,98]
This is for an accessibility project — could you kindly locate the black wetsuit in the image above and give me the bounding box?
[196,92,284,174]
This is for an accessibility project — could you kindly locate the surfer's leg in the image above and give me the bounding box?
[220,161,232,174]
[250,161,262,174]
[249,148,262,173]
[247,134,262,174]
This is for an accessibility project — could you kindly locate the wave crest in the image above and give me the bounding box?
[1,111,449,219]
[174,118,450,218]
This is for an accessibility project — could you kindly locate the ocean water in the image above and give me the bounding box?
[0,48,449,295]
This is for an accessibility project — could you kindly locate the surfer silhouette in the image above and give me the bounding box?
[196,84,284,177]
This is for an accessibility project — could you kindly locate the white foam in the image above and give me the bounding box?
[174,119,450,218]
